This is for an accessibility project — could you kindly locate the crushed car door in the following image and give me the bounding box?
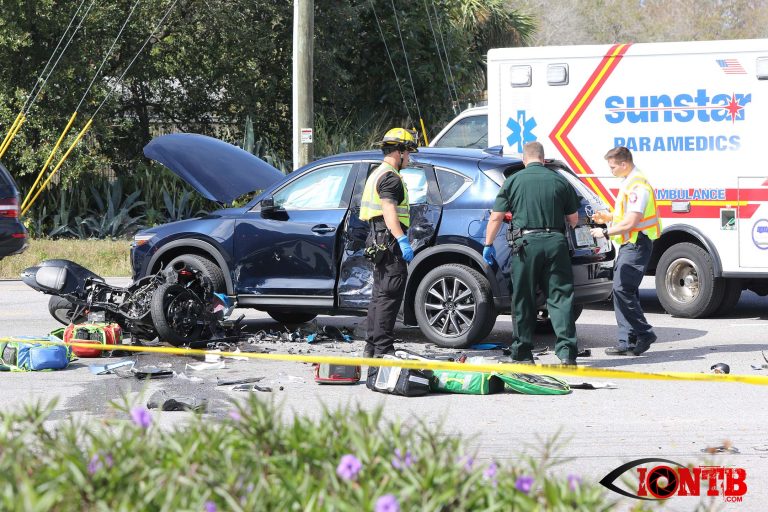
[232,162,356,306]
[337,162,441,310]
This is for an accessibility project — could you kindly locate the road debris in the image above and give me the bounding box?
[216,376,264,386]
[702,441,740,454]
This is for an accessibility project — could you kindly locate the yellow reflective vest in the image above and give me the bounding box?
[359,163,410,227]
[611,170,661,245]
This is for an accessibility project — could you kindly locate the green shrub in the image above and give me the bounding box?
[0,396,629,511]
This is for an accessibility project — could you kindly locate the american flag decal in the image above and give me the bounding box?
[717,59,747,74]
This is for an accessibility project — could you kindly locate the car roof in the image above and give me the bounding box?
[310,147,522,171]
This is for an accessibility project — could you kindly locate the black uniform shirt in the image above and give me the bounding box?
[377,170,405,204]
[370,167,406,232]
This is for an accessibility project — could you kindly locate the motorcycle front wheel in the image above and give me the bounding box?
[150,283,205,346]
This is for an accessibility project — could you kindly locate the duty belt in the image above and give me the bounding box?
[521,227,564,235]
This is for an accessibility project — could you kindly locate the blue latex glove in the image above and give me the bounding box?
[397,235,414,262]
[482,245,496,265]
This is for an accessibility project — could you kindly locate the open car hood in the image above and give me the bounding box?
[143,133,285,203]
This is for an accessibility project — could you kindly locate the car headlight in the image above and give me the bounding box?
[132,233,155,248]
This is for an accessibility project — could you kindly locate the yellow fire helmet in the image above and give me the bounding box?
[375,127,419,152]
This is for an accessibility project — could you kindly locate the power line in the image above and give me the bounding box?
[430,0,460,110]
[95,0,179,116]
[77,0,142,112]
[422,0,458,110]
[389,0,424,126]
[23,0,89,113]
[25,0,97,114]
[368,0,413,123]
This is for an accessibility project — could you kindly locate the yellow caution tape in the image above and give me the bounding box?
[3,336,767,386]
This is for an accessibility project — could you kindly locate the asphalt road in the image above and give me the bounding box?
[2,277,767,511]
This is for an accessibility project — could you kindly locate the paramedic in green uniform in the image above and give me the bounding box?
[483,141,580,365]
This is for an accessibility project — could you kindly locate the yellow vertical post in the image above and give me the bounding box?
[0,113,26,159]
[21,112,79,211]
[21,118,93,217]
[419,118,429,146]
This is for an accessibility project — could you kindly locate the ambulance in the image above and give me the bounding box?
[485,39,768,318]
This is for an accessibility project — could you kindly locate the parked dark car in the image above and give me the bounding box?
[0,162,28,260]
[131,134,614,347]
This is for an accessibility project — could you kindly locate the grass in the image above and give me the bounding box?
[0,239,132,279]
[0,396,632,511]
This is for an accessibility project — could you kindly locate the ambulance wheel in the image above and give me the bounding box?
[414,264,494,348]
[535,305,583,334]
[48,296,87,325]
[151,282,205,346]
[655,242,725,318]
[714,278,743,316]
[267,312,317,325]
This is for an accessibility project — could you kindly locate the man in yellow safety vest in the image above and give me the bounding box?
[359,127,417,358]
[590,146,661,356]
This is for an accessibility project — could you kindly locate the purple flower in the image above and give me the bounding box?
[458,455,474,472]
[568,474,581,491]
[130,406,152,429]
[391,448,414,470]
[87,452,113,475]
[204,501,217,512]
[483,461,498,487]
[336,454,362,481]
[228,410,242,422]
[483,461,498,480]
[375,494,400,512]
[515,475,534,494]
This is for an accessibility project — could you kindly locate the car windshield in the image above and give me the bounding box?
[433,115,488,148]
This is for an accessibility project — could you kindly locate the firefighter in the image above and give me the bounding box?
[483,141,580,365]
[359,128,417,357]
[590,146,661,356]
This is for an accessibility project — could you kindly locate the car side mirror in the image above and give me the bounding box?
[261,196,276,216]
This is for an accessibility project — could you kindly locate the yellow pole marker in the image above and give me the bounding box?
[6,337,768,387]
[0,113,26,159]
[21,118,92,216]
[0,112,24,157]
[419,118,429,146]
[21,112,78,211]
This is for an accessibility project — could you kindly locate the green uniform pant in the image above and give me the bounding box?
[509,233,577,361]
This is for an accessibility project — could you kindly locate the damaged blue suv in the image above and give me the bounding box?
[131,134,614,348]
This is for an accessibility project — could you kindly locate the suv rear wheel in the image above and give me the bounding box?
[414,264,493,348]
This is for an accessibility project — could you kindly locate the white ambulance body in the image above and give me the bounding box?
[487,39,768,318]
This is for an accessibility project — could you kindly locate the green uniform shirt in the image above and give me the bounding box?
[492,162,580,230]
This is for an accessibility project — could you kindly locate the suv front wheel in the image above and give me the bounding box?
[414,264,494,348]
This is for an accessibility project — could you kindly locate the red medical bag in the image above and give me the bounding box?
[63,323,122,358]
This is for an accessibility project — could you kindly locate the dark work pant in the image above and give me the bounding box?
[613,232,654,343]
[366,250,407,355]
[510,233,577,361]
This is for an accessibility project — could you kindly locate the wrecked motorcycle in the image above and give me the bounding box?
[21,259,233,346]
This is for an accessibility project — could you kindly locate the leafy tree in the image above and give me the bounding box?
[0,0,533,215]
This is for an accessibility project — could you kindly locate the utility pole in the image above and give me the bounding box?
[292,0,314,170]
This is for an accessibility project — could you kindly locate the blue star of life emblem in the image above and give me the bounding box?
[506,111,537,152]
